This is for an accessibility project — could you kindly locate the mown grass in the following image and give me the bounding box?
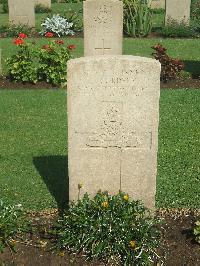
[0,90,67,210]
[157,89,200,208]
[0,89,199,210]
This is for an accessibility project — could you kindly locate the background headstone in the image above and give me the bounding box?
[67,56,161,209]
[150,0,165,9]
[35,0,51,8]
[165,0,191,25]
[83,0,123,56]
[8,0,35,27]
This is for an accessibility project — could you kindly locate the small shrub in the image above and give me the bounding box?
[0,23,35,38]
[152,44,184,82]
[6,33,75,86]
[180,71,192,80]
[123,0,153,37]
[191,0,200,22]
[35,4,51,13]
[2,0,8,13]
[0,25,9,37]
[6,34,38,83]
[0,200,29,252]
[56,191,160,265]
[194,220,200,244]
[60,0,83,2]
[190,20,200,35]
[162,19,197,38]
[38,38,74,85]
[40,14,75,37]
[64,8,83,32]
[150,8,165,14]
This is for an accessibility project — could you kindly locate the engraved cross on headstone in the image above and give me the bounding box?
[95,39,111,55]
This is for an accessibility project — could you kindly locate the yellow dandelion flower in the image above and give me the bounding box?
[130,240,136,249]
[123,194,129,201]
[102,201,109,208]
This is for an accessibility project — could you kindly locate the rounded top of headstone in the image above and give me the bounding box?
[68,55,161,70]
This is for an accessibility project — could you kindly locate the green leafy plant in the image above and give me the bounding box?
[150,8,165,15]
[6,34,38,83]
[40,14,75,37]
[35,4,51,14]
[161,20,197,38]
[2,0,8,13]
[152,43,184,82]
[64,8,83,32]
[123,0,153,37]
[191,0,200,22]
[60,0,83,2]
[37,39,74,86]
[5,33,75,85]
[191,0,200,34]
[0,23,35,38]
[0,200,29,252]
[56,191,160,265]
[194,220,200,244]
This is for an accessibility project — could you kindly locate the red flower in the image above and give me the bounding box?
[14,38,24,46]
[67,44,76,50]
[18,33,27,39]
[55,40,64,45]
[45,32,54,38]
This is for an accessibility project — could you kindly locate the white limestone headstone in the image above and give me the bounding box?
[83,0,123,56]
[67,56,161,209]
[151,0,165,9]
[8,0,35,27]
[35,0,51,8]
[165,0,191,25]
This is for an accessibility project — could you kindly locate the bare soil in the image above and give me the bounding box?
[0,209,199,266]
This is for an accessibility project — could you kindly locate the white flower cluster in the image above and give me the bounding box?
[40,14,75,37]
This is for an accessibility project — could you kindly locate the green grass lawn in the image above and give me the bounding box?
[0,90,67,210]
[0,89,199,210]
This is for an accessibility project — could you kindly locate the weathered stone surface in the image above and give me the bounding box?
[8,0,35,27]
[165,0,191,25]
[67,56,161,209]
[35,0,51,8]
[150,0,165,9]
[83,0,123,56]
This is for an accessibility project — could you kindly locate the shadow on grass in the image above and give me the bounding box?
[33,155,69,214]
[183,60,200,78]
